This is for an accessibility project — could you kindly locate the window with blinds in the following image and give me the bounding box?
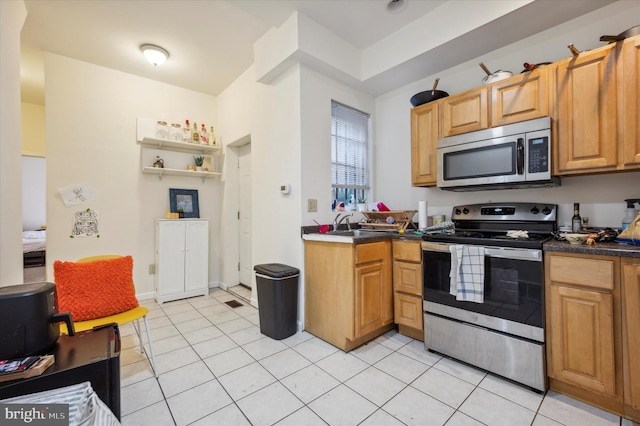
[331,101,370,204]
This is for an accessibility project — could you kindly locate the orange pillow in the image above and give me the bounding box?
[54,256,139,321]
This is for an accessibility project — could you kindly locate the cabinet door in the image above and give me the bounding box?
[411,102,439,186]
[394,293,423,329]
[184,220,209,293]
[491,67,549,127]
[156,221,186,296]
[441,87,488,137]
[623,259,640,413]
[548,284,616,397]
[621,36,640,169]
[393,260,422,296]
[354,261,388,337]
[554,44,618,174]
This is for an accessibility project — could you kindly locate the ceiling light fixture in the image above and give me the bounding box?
[387,0,407,13]
[140,44,169,66]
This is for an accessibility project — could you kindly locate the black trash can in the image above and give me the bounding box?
[254,263,299,340]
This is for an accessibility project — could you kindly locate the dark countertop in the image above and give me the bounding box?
[301,225,424,244]
[302,226,640,256]
[544,240,640,258]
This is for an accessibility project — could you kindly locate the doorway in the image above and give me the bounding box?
[238,144,252,291]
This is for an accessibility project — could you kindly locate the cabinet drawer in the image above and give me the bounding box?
[393,260,422,296]
[548,254,616,290]
[392,240,421,262]
[356,241,389,264]
[394,293,423,330]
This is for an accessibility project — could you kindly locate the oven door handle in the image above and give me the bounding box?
[485,247,542,261]
[421,242,452,253]
[517,138,525,175]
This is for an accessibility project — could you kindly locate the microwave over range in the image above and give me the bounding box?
[437,117,560,191]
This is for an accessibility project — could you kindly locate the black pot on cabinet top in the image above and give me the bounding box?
[410,90,449,107]
[410,78,449,107]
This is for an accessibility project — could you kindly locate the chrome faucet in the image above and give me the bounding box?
[333,213,353,231]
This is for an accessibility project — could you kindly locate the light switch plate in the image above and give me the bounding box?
[149,264,155,274]
[308,198,318,212]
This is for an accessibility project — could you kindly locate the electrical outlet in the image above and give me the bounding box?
[149,264,155,274]
[308,198,318,212]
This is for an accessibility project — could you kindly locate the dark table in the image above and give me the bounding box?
[0,324,121,419]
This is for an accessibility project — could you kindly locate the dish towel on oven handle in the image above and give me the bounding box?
[449,245,485,303]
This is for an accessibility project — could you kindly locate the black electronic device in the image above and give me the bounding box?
[0,282,74,359]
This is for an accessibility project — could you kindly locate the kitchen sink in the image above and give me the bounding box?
[302,229,387,243]
[326,230,357,236]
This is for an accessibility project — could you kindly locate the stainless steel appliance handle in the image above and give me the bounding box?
[422,242,542,262]
[485,246,542,261]
[517,138,525,175]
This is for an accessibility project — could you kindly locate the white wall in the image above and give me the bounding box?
[0,0,27,286]
[22,156,46,231]
[300,66,375,225]
[21,102,46,157]
[374,1,640,229]
[44,54,218,297]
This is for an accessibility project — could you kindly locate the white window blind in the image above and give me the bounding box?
[331,101,369,190]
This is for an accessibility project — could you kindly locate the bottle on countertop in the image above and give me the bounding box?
[182,120,191,142]
[200,123,208,145]
[192,122,200,144]
[571,203,582,233]
[622,199,640,231]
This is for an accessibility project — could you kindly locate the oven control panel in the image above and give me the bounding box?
[452,202,556,222]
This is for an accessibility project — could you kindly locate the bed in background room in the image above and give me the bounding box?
[23,229,46,267]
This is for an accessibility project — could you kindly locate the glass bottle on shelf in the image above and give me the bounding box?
[571,203,582,232]
[182,120,191,142]
[155,121,169,140]
[191,122,200,144]
[200,123,208,145]
[170,123,181,141]
[209,125,217,147]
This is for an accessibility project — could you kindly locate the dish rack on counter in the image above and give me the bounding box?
[360,210,417,232]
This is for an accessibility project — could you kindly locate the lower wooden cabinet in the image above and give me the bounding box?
[623,258,640,421]
[392,240,423,340]
[547,284,616,396]
[545,251,624,416]
[304,240,393,351]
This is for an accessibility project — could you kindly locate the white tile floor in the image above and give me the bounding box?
[120,288,639,426]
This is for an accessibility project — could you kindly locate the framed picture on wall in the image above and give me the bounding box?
[169,189,199,218]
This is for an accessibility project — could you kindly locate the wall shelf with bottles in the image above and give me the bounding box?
[136,117,221,155]
[137,117,221,182]
[138,136,221,155]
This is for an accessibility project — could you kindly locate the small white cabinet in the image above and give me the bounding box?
[155,219,209,303]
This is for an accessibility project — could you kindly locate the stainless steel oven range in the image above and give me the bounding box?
[421,202,557,391]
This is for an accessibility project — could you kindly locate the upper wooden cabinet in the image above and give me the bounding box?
[554,43,618,174]
[621,36,640,169]
[441,86,488,137]
[411,101,439,187]
[553,36,640,175]
[491,67,550,127]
